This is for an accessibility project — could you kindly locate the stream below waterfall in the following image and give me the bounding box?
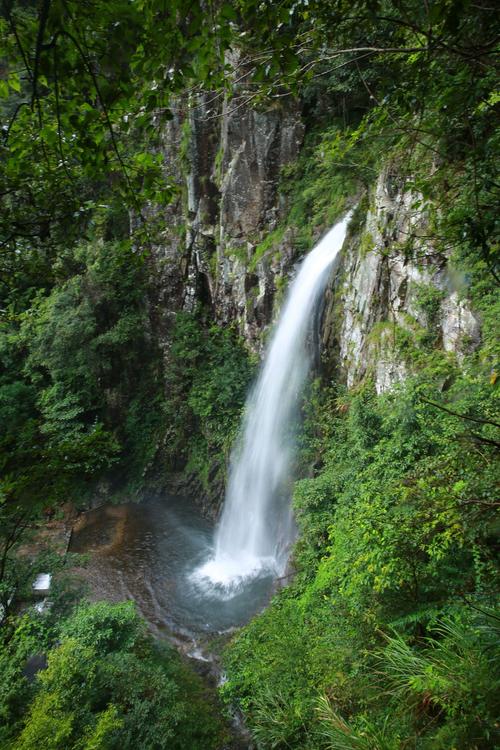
[69,495,275,639]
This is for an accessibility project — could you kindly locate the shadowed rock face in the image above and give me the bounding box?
[23,653,48,683]
[146,83,304,356]
[214,100,305,344]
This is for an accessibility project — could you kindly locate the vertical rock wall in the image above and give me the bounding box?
[149,99,480,391]
[148,88,304,353]
[323,169,481,391]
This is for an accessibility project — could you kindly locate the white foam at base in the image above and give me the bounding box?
[190,552,276,598]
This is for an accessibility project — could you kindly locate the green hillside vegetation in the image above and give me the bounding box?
[1,1,498,748]
[0,600,226,749]
[223,280,499,748]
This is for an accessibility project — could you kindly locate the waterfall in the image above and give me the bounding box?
[194,213,351,592]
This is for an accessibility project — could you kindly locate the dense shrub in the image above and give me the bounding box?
[163,311,255,489]
[0,601,226,750]
[223,284,499,748]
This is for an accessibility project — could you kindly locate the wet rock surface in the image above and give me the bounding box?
[323,169,480,392]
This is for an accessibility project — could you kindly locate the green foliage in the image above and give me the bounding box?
[0,237,165,608]
[163,311,255,488]
[0,0,237,269]
[378,615,500,748]
[1,601,226,750]
[314,614,500,750]
[223,309,499,748]
[317,696,400,750]
[248,227,286,271]
[0,2,498,748]
[2,238,163,503]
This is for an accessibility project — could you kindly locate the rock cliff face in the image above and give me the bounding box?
[213,98,304,342]
[150,97,480,389]
[323,169,480,391]
[149,90,304,353]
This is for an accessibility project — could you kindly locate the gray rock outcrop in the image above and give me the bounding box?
[147,95,480,393]
[323,169,480,391]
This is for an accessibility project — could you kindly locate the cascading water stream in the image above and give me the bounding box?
[193,213,351,595]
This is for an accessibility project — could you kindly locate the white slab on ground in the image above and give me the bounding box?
[32,573,51,595]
